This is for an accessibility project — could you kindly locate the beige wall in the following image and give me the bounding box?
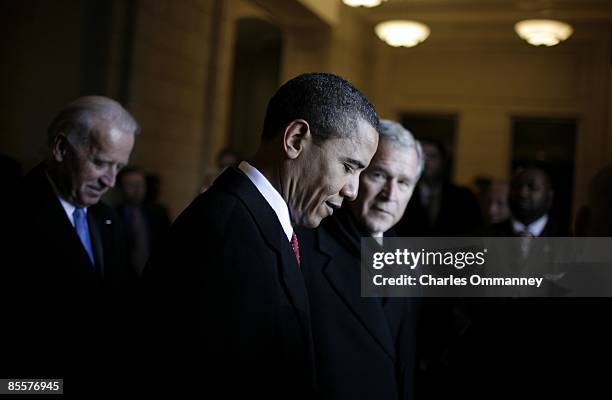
[370,28,611,213]
[126,0,218,217]
[0,0,83,168]
[2,0,611,221]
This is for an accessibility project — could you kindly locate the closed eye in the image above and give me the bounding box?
[92,158,109,167]
[342,157,366,172]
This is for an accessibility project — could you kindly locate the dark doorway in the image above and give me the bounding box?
[228,18,282,159]
[511,117,577,233]
[400,113,458,179]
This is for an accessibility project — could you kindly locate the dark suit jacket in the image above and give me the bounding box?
[485,216,569,238]
[2,163,132,390]
[297,207,418,400]
[116,203,171,273]
[439,216,583,399]
[8,163,131,284]
[143,167,316,398]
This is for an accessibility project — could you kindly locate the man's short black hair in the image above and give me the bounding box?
[261,72,379,143]
[512,164,553,191]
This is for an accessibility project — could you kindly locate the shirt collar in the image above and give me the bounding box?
[238,161,293,242]
[46,172,85,227]
[512,214,548,237]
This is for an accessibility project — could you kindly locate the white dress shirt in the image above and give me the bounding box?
[512,214,548,237]
[46,173,85,227]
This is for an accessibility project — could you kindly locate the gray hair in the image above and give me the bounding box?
[378,119,425,178]
[47,95,139,147]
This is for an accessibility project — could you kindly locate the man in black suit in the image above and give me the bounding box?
[144,73,380,398]
[298,119,424,399]
[487,166,567,237]
[463,166,572,398]
[3,96,138,386]
[11,96,138,283]
[116,166,170,277]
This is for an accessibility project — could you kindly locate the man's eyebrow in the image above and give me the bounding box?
[342,157,366,170]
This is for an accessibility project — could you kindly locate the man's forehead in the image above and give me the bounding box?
[515,170,548,186]
[372,145,418,173]
[376,141,417,161]
[90,122,130,142]
[333,130,376,154]
[343,122,377,143]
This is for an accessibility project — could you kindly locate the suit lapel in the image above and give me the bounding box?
[277,229,312,334]
[215,168,312,337]
[31,166,98,278]
[317,229,396,361]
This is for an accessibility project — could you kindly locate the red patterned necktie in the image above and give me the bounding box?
[291,232,301,267]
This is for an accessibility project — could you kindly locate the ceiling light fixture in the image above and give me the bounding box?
[375,20,430,48]
[342,0,387,8]
[514,19,573,46]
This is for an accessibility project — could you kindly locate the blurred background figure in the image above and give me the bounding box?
[575,165,612,237]
[395,139,482,236]
[559,165,612,295]
[117,166,171,276]
[144,172,172,221]
[487,165,567,237]
[197,168,219,194]
[216,147,239,171]
[198,148,241,194]
[482,179,510,226]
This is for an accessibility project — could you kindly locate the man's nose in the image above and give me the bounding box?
[381,180,397,201]
[340,175,359,201]
[519,185,531,199]
[100,168,118,188]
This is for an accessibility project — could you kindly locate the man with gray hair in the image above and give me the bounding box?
[4,96,138,387]
[297,119,423,400]
[16,95,138,283]
[349,119,424,238]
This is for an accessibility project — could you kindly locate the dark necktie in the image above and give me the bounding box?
[291,232,301,267]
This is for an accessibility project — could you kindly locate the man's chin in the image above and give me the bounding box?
[366,216,393,231]
[299,214,324,229]
[78,195,102,207]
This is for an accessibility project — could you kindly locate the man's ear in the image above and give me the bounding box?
[574,205,591,237]
[283,119,311,160]
[51,133,68,162]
